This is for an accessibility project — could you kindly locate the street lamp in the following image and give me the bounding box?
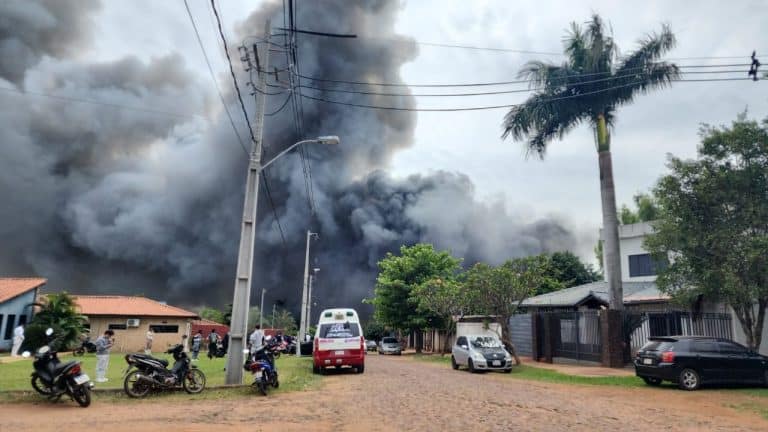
[225,135,339,384]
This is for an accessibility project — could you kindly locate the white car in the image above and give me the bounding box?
[451,335,513,373]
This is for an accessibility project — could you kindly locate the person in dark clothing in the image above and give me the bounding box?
[221,332,229,353]
[207,329,218,359]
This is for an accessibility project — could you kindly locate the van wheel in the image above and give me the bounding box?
[678,368,700,391]
[357,364,365,374]
[451,356,459,370]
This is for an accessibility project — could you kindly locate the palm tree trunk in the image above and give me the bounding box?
[596,114,623,310]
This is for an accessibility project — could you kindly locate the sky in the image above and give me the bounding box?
[95,0,767,255]
[1,0,766,312]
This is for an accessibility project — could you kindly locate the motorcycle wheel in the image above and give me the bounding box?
[272,373,279,388]
[273,351,281,359]
[182,369,206,394]
[257,380,268,396]
[123,371,151,398]
[31,375,52,396]
[71,384,91,408]
[73,347,85,357]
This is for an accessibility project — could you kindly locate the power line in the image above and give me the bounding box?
[182,0,248,155]
[300,77,757,112]
[261,171,287,247]
[0,85,203,119]
[266,92,293,116]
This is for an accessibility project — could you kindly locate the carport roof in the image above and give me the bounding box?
[521,281,666,307]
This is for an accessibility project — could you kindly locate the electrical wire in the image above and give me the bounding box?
[266,92,293,116]
[183,0,249,155]
[261,171,287,247]
[300,77,758,112]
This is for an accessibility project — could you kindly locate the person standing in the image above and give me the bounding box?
[144,328,154,354]
[221,331,229,354]
[207,329,219,359]
[94,330,115,383]
[11,323,25,357]
[248,324,264,357]
[191,330,202,361]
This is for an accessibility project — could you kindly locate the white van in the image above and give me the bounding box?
[313,308,365,374]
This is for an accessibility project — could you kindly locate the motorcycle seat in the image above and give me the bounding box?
[132,353,169,367]
[53,360,77,375]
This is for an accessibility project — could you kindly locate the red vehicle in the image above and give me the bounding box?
[313,308,365,374]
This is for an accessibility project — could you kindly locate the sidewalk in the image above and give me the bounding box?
[518,356,634,377]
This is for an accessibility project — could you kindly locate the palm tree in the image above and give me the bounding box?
[27,292,87,350]
[502,14,679,310]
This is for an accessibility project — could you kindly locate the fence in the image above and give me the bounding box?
[534,311,602,363]
[626,311,733,354]
[509,313,533,356]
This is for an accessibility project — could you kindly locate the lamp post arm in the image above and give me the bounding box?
[260,139,317,171]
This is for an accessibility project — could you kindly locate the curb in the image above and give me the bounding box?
[0,383,251,397]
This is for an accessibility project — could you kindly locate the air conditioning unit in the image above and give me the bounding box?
[126,318,141,328]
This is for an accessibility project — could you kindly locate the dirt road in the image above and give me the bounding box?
[2,354,766,431]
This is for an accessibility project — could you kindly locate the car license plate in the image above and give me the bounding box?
[643,358,653,365]
[74,374,90,385]
[492,360,501,366]
[335,350,345,355]
[255,370,263,379]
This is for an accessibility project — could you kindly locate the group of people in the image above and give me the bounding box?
[190,328,229,360]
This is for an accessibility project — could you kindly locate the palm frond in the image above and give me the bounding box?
[618,23,677,73]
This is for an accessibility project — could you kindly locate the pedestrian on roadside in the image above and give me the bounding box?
[144,328,154,354]
[248,324,264,357]
[207,329,219,359]
[11,323,25,357]
[192,330,202,360]
[94,330,115,383]
[221,331,230,354]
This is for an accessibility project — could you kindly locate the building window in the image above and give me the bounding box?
[108,323,127,330]
[628,254,667,277]
[0,315,4,339]
[4,315,16,340]
[149,325,179,333]
[18,315,27,326]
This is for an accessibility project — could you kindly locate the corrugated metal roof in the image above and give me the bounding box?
[522,281,665,307]
[0,278,46,303]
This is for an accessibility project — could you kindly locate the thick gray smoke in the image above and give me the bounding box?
[0,0,585,315]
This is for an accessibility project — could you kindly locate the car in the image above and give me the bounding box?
[313,308,365,374]
[634,336,768,390]
[451,335,513,373]
[378,337,402,355]
[365,339,378,352]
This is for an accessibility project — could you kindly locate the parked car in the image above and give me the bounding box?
[634,336,768,390]
[378,337,402,355]
[365,340,378,352]
[451,335,512,373]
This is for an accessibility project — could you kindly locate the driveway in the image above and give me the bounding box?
[1,354,766,431]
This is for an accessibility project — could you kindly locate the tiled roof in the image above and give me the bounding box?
[522,281,666,307]
[73,295,198,318]
[0,278,46,303]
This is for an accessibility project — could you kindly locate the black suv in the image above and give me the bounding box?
[634,336,768,390]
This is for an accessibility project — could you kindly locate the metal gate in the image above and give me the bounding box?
[550,311,602,362]
[509,313,532,356]
[626,311,733,354]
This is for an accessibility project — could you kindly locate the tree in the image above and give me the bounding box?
[540,251,600,294]
[362,319,386,341]
[411,277,468,355]
[367,244,462,352]
[502,14,679,310]
[271,308,297,334]
[25,292,87,351]
[465,256,555,364]
[645,114,768,350]
[247,306,263,329]
[199,307,226,324]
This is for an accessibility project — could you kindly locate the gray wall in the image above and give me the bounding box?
[0,290,37,351]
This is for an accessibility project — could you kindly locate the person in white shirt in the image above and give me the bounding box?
[248,324,264,357]
[11,323,25,357]
[145,328,154,354]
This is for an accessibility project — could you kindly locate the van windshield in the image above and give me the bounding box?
[319,322,360,338]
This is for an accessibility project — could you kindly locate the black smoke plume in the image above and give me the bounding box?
[0,0,585,317]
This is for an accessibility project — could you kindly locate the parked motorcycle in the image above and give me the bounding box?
[72,337,97,356]
[243,346,279,396]
[122,344,206,398]
[22,328,93,407]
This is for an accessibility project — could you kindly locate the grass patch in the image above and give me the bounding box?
[728,400,768,420]
[0,352,321,402]
[412,354,642,387]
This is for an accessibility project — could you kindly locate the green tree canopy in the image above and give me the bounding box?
[25,292,87,351]
[645,114,768,350]
[199,307,226,324]
[539,251,600,294]
[367,244,462,351]
[411,277,468,355]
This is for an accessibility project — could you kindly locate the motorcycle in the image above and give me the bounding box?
[122,344,206,398]
[22,328,93,408]
[243,346,279,396]
[72,337,97,356]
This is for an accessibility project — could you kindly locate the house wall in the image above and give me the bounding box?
[86,316,192,353]
[601,222,657,283]
[730,306,768,356]
[0,289,37,351]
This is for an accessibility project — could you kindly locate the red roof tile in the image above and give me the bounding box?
[0,278,46,303]
[73,295,198,318]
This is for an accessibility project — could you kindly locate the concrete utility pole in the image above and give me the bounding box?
[259,287,266,328]
[225,19,270,385]
[306,268,319,331]
[297,230,318,355]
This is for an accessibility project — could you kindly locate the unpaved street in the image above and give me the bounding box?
[2,354,766,431]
